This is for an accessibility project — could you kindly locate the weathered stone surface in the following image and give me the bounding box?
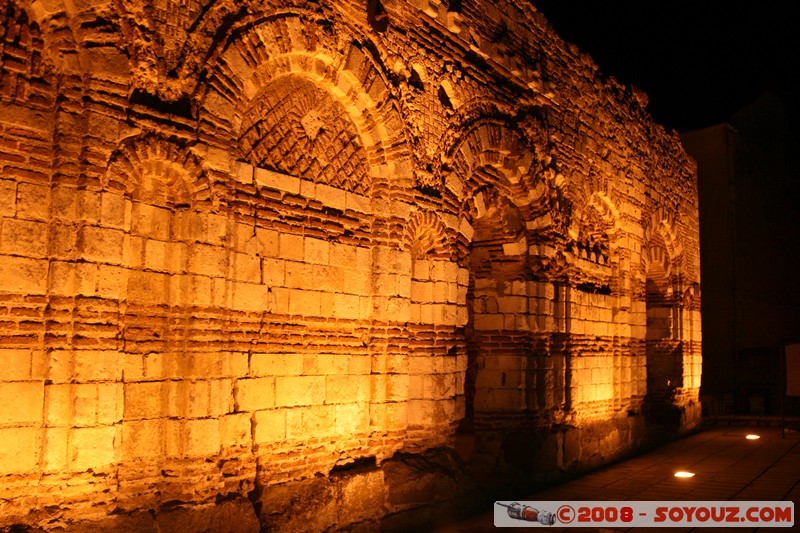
[256,467,384,532]
[0,0,700,530]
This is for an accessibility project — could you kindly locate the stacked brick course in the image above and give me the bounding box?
[0,0,700,529]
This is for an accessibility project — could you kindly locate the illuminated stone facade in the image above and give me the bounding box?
[0,0,701,529]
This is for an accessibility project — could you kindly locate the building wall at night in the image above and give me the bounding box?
[0,0,700,530]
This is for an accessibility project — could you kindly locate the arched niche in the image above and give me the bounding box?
[238,74,371,194]
[643,225,683,405]
[195,12,415,196]
[460,182,530,431]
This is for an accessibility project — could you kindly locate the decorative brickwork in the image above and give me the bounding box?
[0,0,700,530]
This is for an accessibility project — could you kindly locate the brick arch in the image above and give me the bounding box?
[196,12,413,193]
[237,74,372,194]
[403,210,452,260]
[455,184,528,261]
[642,210,684,287]
[568,192,621,267]
[443,118,542,205]
[104,136,210,209]
[0,0,52,107]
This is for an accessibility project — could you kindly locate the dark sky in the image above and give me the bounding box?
[531,1,800,132]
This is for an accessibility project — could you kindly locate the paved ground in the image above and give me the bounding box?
[436,426,800,532]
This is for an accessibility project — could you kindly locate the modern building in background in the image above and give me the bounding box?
[682,92,800,416]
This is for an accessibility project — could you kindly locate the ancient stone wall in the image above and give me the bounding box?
[0,0,700,530]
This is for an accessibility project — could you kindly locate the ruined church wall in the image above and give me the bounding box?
[0,0,700,529]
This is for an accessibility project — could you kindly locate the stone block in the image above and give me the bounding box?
[185,418,220,457]
[412,259,430,281]
[232,281,268,311]
[188,243,227,278]
[286,404,335,439]
[0,178,16,217]
[345,191,371,213]
[386,374,409,401]
[205,213,229,245]
[473,313,503,330]
[225,352,249,377]
[314,354,349,375]
[333,292,360,319]
[458,217,474,241]
[384,401,408,430]
[185,380,212,418]
[0,349,34,380]
[44,384,73,426]
[409,303,421,323]
[0,255,47,293]
[385,296,411,322]
[497,295,527,314]
[209,379,234,416]
[278,232,304,261]
[236,377,275,411]
[124,381,165,420]
[315,183,346,210]
[220,412,252,447]
[255,166,300,194]
[1,217,48,257]
[80,226,125,264]
[253,409,286,443]
[285,263,341,292]
[431,303,457,325]
[97,383,123,425]
[288,288,321,316]
[262,258,285,287]
[74,350,122,382]
[0,427,40,473]
[341,268,371,296]
[72,383,100,426]
[233,252,261,283]
[122,419,165,459]
[70,425,117,470]
[250,353,304,377]
[126,270,169,305]
[275,375,325,407]
[411,280,432,303]
[335,403,368,434]
[100,192,129,229]
[180,352,226,382]
[16,182,48,220]
[329,243,357,268]
[234,161,255,185]
[42,426,69,471]
[143,238,169,271]
[326,375,370,404]
[97,264,126,298]
[0,381,43,424]
[304,237,330,265]
[348,355,371,375]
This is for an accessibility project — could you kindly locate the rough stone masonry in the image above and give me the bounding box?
[0,0,701,530]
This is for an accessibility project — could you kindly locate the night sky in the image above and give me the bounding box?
[531,1,800,132]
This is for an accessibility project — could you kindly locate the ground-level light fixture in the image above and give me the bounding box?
[745,434,760,440]
[674,471,695,478]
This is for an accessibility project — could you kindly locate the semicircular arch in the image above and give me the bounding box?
[104,135,210,209]
[196,12,413,195]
